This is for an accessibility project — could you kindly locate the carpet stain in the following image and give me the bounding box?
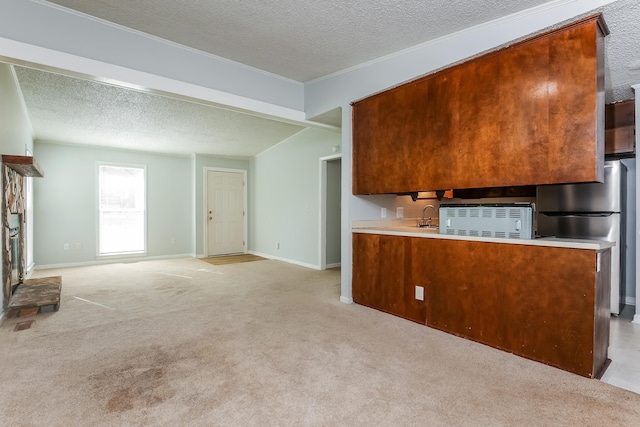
[91,348,177,413]
[153,283,189,295]
[107,388,135,412]
[14,320,35,331]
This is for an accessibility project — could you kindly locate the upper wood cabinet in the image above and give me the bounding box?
[605,100,635,156]
[352,15,608,195]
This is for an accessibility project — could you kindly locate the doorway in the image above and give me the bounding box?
[205,169,247,256]
[319,155,342,269]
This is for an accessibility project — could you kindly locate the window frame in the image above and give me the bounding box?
[96,161,148,258]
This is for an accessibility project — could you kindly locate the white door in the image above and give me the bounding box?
[207,170,245,256]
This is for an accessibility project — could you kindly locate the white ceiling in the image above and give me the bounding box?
[602,0,640,102]
[43,0,557,82]
[14,66,306,157]
[11,0,640,157]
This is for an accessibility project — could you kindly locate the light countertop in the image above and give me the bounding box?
[352,219,615,251]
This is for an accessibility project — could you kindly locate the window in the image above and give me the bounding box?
[98,163,146,256]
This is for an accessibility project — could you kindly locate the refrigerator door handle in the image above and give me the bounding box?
[540,212,615,218]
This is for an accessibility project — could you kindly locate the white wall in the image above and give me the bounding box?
[193,154,250,257]
[249,128,341,268]
[33,142,192,267]
[0,64,32,155]
[326,159,341,266]
[0,63,34,308]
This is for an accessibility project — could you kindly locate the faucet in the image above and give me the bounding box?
[418,204,437,227]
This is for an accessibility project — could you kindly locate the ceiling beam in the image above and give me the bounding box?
[0,0,306,121]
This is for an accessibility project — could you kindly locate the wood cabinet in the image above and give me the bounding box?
[605,100,635,155]
[352,15,608,195]
[352,233,426,323]
[352,232,610,378]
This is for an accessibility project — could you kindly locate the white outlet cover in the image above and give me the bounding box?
[381,207,387,218]
[397,207,404,218]
[415,286,424,301]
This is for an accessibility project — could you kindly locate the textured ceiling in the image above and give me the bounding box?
[601,0,640,103]
[12,0,640,157]
[14,66,305,157]
[45,0,554,82]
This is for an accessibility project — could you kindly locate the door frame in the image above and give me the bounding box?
[203,167,248,257]
[318,154,342,270]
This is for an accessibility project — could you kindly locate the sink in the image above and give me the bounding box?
[390,225,439,233]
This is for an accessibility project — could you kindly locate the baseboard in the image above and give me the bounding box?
[248,250,320,270]
[326,262,342,269]
[633,314,640,325]
[625,296,636,306]
[35,253,195,270]
[26,262,35,279]
[340,296,354,304]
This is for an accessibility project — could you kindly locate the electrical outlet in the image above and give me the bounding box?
[276,242,280,249]
[381,207,387,219]
[63,243,69,250]
[397,207,404,219]
[170,238,176,245]
[415,286,424,301]
[75,243,82,250]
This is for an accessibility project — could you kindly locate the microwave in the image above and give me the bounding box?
[439,203,535,240]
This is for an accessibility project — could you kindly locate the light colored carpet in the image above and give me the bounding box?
[201,253,266,265]
[0,257,639,426]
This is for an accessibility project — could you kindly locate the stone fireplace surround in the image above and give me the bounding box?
[2,163,26,309]
[2,155,62,318]
[2,155,46,310]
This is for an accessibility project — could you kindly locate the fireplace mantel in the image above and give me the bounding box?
[2,155,44,178]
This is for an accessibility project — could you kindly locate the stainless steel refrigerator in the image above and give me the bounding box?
[537,160,627,315]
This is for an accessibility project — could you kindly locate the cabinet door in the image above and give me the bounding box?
[546,18,603,184]
[352,82,429,195]
[352,234,425,323]
[455,55,502,189]
[494,32,550,187]
[605,100,635,155]
[421,238,605,377]
[413,69,461,190]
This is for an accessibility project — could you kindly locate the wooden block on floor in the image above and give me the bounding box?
[7,307,37,319]
[7,276,62,318]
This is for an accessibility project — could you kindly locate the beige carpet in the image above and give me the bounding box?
[201,253,266,265]
[0,257,639,426]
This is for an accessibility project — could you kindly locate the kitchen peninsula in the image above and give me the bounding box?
[352,221,612,378]
[349,14,611,379]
